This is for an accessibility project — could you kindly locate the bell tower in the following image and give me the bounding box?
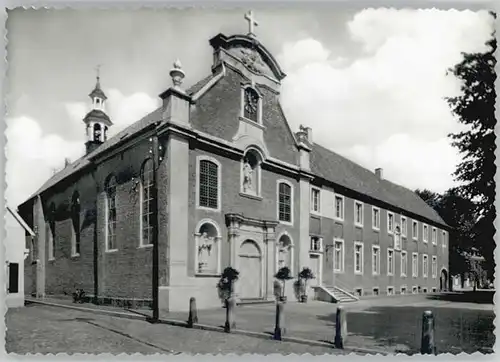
[83,66,113,154]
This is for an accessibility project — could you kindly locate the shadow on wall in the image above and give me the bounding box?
[425,291,494,305]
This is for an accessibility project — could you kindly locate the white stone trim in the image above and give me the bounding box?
[432,255,438,278]
[432,227,437,245]
[412,252,419,277]
[442,230,447,248]
[387,211,395,235]
[354,200,364,228]
[240,83,263,125]
[400,250,407,277]
[372,245,381,275]
[400,285,407,295]
[195,155,222,212]
[191,64,226,102]
[310,186,321,216]
[423,254,429,278]
[276,179,294,226]
[372,206,381,231]
[194,218,222,276]
[401,216,407,237]
[333,194,345,222]
[241,147,264,198]
[276,231,294,275]
[354,241,364,275]
[387,248,395,276]
[423,223,429,243]
[387,286,395,296]
[412,220,419,241]
[333,238,345,273]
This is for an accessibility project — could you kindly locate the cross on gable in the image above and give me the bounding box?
[244,10,259,37]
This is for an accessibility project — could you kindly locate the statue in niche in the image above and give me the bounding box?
[277,241,290,269]
[198,232,214,273]
[242,158,254,193]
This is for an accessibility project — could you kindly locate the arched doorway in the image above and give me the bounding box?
[238,240,262,300]
[440,268,449,292]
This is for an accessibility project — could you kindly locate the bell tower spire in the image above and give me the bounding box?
[83,66,112,154]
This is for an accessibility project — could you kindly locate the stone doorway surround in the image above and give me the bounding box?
[225,213,278,301]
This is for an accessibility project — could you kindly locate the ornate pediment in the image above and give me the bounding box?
[209,33,287,82]
[232,47,269,76]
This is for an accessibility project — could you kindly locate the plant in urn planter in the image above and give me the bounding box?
[275,266,293,302]
[298,267,315,303]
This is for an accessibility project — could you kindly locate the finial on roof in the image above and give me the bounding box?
[170,59,186,91]
[95,64,102,88]
[244,10,259,38]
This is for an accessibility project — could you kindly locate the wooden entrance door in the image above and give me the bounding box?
[309,254,322,286]
[238,240,262,299]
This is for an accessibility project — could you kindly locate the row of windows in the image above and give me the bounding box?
[197,157,293,224]
[332,240,439,278]
[310,188,447,247]
[105,159,154,252]
[360,286,437,297]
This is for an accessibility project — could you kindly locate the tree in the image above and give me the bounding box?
[275,266,293,301]
[416,188,476,279]
[415,189,442,210]
[445,14,496,280]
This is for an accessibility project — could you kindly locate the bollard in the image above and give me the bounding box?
[334,306,347,349]
[420,310,436,354]
[224,296,237,333]
[187,297,198,328]
[273,301,286,340]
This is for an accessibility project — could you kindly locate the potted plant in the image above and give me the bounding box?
[298,267,315,303]
[217,267,240,305]
[275,266,293,302]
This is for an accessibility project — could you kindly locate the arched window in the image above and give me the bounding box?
[277,234,293,273]
[71,191,81,256]
[198,158,220,210]
[243,87,260,122]
[241,148,262,196]
[195,220,221,275]
[105,175,118,251]
[140,159,154,246]
[47,203,56,260]
[277,181,293,224]
[93,123,102,142]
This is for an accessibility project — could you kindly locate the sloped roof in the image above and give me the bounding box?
[22,72,445,228]
[311,143,446,226]
[23,80,212,205]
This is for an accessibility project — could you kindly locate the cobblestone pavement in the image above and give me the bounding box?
[5,304,347,355]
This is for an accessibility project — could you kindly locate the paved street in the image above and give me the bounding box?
[161,293,495,354]
[5,303,345,355]
[8,292,494,355]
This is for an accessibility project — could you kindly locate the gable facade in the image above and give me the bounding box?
[20,27,450,311]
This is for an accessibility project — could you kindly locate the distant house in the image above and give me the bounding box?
[5,206,33,308]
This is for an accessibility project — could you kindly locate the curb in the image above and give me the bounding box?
[26,298,389,355]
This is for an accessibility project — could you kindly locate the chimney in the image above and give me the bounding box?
[296,125,312,171]
[64,158,71,167]
[375,168,383,180]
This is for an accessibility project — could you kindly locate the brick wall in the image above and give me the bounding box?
[316,187,449,296]
[25,133,169,301]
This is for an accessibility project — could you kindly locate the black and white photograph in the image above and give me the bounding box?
[2,3,497,356]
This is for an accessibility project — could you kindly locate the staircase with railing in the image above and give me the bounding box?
[313,281,359,304]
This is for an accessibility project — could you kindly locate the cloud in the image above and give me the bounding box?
[279,9,493,193]
[6,90,159,207]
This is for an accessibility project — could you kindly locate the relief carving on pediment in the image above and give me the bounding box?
[229,47,271,77]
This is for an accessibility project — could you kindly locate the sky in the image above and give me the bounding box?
[4,7,495,217]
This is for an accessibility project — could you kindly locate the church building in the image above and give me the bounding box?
[19,12,450,312]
